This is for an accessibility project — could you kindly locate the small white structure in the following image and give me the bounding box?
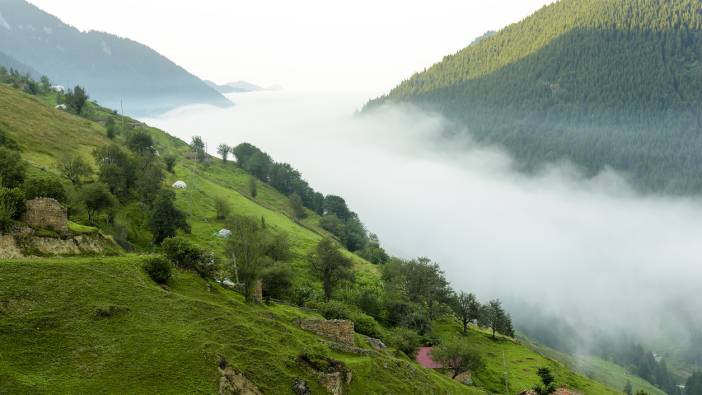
[215,229,232,238]
[50,85,65,93]
[55,104,67,110]
[172,180,187,189]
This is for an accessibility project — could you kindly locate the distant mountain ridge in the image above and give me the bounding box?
[0,50,40,78]
[0,0,231,115]
[367,0,702,194]
[205,80,266,94]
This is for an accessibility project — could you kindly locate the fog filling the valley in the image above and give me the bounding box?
[144,90,702,354]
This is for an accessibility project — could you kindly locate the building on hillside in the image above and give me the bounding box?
[415,347,442,369]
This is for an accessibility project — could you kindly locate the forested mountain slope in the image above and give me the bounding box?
[0,0,230,115]
[0,76,628,393]
[367,0,702,194]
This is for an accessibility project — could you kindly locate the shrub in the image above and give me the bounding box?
[0,187,25,231]
[0,147,26,188]
[23,176,66,202]
[161,236,205,269]
[351,312,382,338]
[0,128,19,150]
[143,256,172,284]
[264,231,291,261]
[261,262,294,301]
[164,155,177,173]
[386,327,423,357]
[214,197,230,220]
[312,300,382,337]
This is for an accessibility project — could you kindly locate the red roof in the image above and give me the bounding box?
[416,347,443,369]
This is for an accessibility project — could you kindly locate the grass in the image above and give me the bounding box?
[0,256,477,394]
[0,83,627,394]
[524,340,667,395]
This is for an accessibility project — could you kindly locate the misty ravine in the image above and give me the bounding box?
[144,89,702,357]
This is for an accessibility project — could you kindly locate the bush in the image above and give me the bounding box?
[0,187,25,231]
[351,312,382,338]
[161,236,205,269]
[0,147,26,188]
[164,155,177,173]
[264,231,291,261]
[386,327,423,357]
[143,256,172,284]
[312,300,382,337]
[261,262,294,301]
[23,176,66,202]
[214,197,230,220]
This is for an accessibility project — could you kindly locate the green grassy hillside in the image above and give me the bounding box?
[0,83,629,393]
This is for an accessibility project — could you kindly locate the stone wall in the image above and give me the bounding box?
[21,198,67,233]
[295,319,355,346]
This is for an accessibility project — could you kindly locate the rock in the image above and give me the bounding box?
[21,198,67,233]
[367,337,386,350]
[292,379,311,395]
[294,319,355,345]
[218,367,262,395]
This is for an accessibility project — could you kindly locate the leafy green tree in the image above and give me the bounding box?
[482,299,512,339]
[0,147,26,188]
[23,176,66,203]
[134,159,164,206]
[687,371,702,395]
[244,151,272,180]
[64,85,88,115]
[148,189,190,244]
[161,236,206,270]
[534,367,557,395]
[214,197,231,220]
[127,130,154,154]
[143,256,172,284]
[224,215,269,302]
[0,187,25,231]
[248,176,257,198]
[59,154,92,186]
[217,144,230,163]
[431,338,486,379]
[289,193,306,220]
[105,117,117,139]
[453,292,481,334]
[164,155,177,173]
[231,142,259,166]
[320,214,344,237]
[93,145,136,198]
[260,262,294,302]
[310,238,353,301]
[81,182,116,225]
[190,136,206,162]
[323,195,351,222]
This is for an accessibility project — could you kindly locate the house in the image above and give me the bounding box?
[415,347,442,369]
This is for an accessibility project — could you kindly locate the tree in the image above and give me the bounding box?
[64,85,88,115]
[148,189,190,244]
[289,193,306,220]
[623,380,633,395]
[323,195,351,221]
[164,155,177,173]
[224,215,269,302]
[534,367,557,395]
[93,145,136,198]
[482,299,512,339]
[0,187,25,231]
[190,136,206,162]
[23,176,66,203]
[0,147,26,188]
[260,262,294,302]
[687,371,702,395]
[59,154,92,186]
[105,117,117,139]
[310,238,353,301]
[248,177,257,198]
[81,182,116,224]
[431,338,485,379]
[214,197,231,220]
[320,214,344,237]
[217,144,230,163]
[453,292,481,334]
[126,130,154,154]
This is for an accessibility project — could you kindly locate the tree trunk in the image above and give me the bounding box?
[463,319,468,334]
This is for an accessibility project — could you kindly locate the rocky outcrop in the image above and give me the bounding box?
[0,226,119,259]
[291,379,311,395]
[21,198,67,233]
[367,337,386,350]
[295,319,355,346]
[218,367,262,395]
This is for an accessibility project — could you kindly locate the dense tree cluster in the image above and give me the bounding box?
[367,0,702,194]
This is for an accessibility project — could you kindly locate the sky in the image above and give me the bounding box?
[27,0,554,95]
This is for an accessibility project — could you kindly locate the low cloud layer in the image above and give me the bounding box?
[145,91,702,354]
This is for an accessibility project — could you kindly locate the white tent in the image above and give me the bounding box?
[215,229,232,238]
[172,180,187,189]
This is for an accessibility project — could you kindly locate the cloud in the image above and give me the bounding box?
[144,90,702,354]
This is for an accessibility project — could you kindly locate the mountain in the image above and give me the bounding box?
[0,50,40,78]
[205,80,265,94]
[367,0,702,194]
[0,0,231,115]
[0,73,629,394]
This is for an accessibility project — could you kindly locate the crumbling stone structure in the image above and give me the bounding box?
[295,319,355,345]
[21,198,67,233]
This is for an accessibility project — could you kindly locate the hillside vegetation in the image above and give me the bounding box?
[0,77,629,394]
[367,0,702,194]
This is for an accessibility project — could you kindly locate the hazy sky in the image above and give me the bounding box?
[27,0,553,94]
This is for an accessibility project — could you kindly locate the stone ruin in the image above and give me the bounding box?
[21,198,68,233]
[295,319,355,346]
